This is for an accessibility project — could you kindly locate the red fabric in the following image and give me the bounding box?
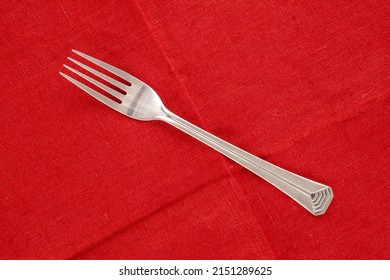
[0,0,389,259]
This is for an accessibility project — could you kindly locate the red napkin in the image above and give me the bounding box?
[0,0,389,259]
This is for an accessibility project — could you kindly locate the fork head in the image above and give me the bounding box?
[60,50,166,121]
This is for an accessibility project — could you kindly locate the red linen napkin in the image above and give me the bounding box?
[0,0,389,259]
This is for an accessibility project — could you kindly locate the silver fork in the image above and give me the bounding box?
[60,50,333,216]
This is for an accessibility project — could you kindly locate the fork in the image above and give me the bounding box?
[60,50,333,216]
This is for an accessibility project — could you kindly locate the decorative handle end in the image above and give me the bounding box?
[308,186,334,216]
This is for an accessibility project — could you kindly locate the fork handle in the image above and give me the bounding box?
[158,108,333,216]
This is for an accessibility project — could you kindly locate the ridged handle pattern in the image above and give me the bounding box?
[158,108,333,216]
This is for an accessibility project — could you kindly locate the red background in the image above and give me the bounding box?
[0,0,389,259]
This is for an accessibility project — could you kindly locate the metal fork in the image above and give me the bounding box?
[60,50,333,216]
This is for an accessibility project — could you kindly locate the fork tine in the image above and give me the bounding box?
[68,57,128,92]
[72,49,142,84]
[63,64,125,101]
[60,72,126,114]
